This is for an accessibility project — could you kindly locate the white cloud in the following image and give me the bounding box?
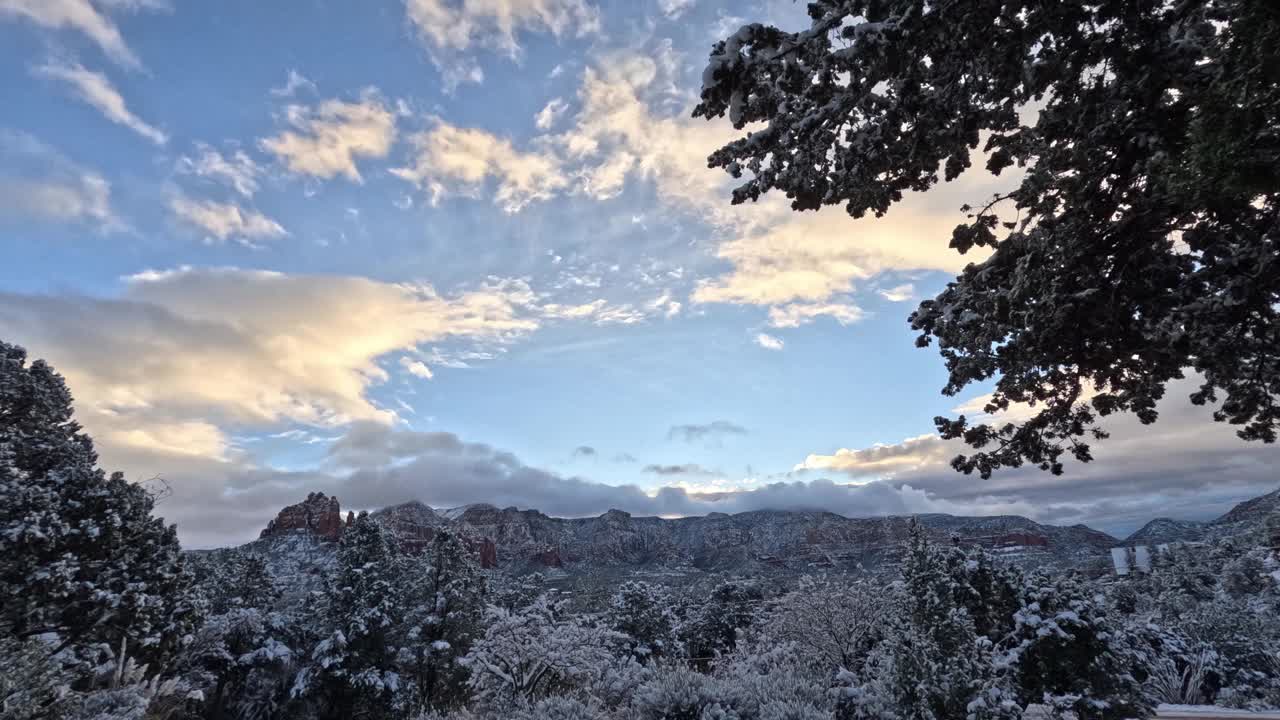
[878,283,916,302]
[270,69,315,98]
[646,292,682,318]
[0,0,143,67]
[767,301,865,328]
[754,332,783,351]
[0,129,121,230]
[399,356,434,379]
[405,0,600,91]
[534,96,569,130]
[0,267,543,438]
[462,46,1000,325]
[35,61,166,145]
[406,0,600,57]
[96,0,171,10]
[791,376,1280,535]
[393,120,567,212]
[578,149,635,200]
[0,174,116,227]
[176,143,263,197]
[260,91,396,182]
[657,0,695,19]
[540,298,647,325]
[170,195,287,243]
[794,434,949,477]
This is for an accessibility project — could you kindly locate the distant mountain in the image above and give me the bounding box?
[1120,487,1280,547]
[196,483,1279,589]
[1214,487,1280,527]
[241,494,1121,576]
[1123,518,1209,546]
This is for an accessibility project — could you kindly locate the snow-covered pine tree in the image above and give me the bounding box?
[297,512,404,719]
[178,548,297,719]
[189,549,282,617]
[856,519,1016,720]
[397,528,487,713]
[606,581,678,663]
[1001,571,1150,719]
[489,572,546,612]
[0,341,196,667]
[679,579,763,664]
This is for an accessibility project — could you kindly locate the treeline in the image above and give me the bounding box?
[3,342,1279,720]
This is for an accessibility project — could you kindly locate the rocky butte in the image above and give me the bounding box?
[258,492,353,542]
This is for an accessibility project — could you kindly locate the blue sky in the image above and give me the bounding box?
[2,0,1276,546]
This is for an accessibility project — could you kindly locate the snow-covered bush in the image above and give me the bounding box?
[0,636,80,720]
[630,666,732,720]
[679,580,763,664]
[461,597,642,713]
[756,576,889,673]
[606,580,680,663]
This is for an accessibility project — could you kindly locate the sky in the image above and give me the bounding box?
[1,0,1276,548]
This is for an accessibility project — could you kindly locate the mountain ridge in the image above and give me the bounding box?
[251,495,1128,575]
[243,485,1279,576]
[1121,486,1280,545]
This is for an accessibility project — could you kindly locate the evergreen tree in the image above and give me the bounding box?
[863,520,1013,720]
[298,513,403,719]
[1002,572,1150,719]
[397,529,486,713]
[680,580,763,663]
[695,0,1280,476]
[180,549,294,720]
[606,581,678,663]
[0,340,196,667]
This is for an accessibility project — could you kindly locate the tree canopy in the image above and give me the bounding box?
[694,0,1280,476]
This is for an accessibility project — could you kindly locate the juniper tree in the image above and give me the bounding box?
[695,0,1280,477]
[397,529,486,712]
[0,341,195,666]
[298,513,404,719]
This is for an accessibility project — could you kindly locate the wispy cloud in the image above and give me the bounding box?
[753,332,784,351]
[767,301,865,329]
[0,0,146,68]
[176,144,263,197]
[393,120,567,212]
[170,195,286,244]
[643,462,718,477]
[270,69,316,98]
[668,420,747,444]
[0,129,122,230]
[34,61,166,144]
[534,97,569,130]
[405,0,600,89]
[399,356,434,379]
[878,283,916,302]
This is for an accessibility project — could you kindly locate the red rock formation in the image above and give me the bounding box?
[533,547,563,568]
[479,538,497,569]
[259,492,345,542]
[372,501,451,555]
